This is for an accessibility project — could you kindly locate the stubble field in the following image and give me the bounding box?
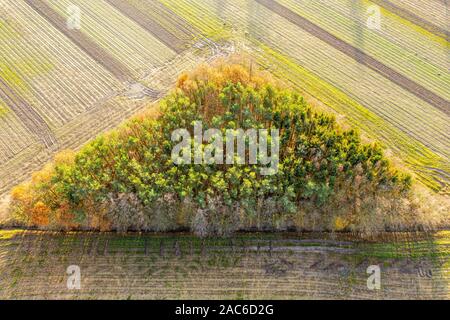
[0,230,449,299]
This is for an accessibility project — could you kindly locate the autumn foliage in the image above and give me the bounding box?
[11,61,434,235]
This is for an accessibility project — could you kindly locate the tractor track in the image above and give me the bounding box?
[0,77,56,147]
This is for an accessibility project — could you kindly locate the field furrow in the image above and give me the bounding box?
[0,76,56,147]
[136,0,200,40]
[46,0,177,77]
[0,112,34,163]
[2,0,123,119]
[24,0,133,82]
[0,0,129,165]
[157,0,449,190]
[1,232,448,299]
[371,0,449,39]
[0,46,216,197]
[105,0,186,53]
[0,0,448,205]
[277,0,450,102]
[255,0,450,116]
[253,44,450,189]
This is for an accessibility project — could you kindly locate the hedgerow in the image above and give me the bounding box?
[11,62,427,235]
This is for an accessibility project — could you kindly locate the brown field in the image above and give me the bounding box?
[0,230,448,299]
[0,4,448,303]
[0,76,56,147]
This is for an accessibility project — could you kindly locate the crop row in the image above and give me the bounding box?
[1,232,448,299]
[254,44,450,190]
[217,0,450,159]
[0,0,125,172]
[0,110,35,163]
[370,0,448,38]
[0,48,210,198]
[125,0,200,42]
[279,0,450,101]
[105,0,186,54]
[0,0,200,196]
[0,0,448,194]
[0,94,155,196]
[156,0,449,190]
[46,0,177,78]
[0,1,122,125]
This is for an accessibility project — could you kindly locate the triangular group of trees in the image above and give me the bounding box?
[11,62,424,235]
